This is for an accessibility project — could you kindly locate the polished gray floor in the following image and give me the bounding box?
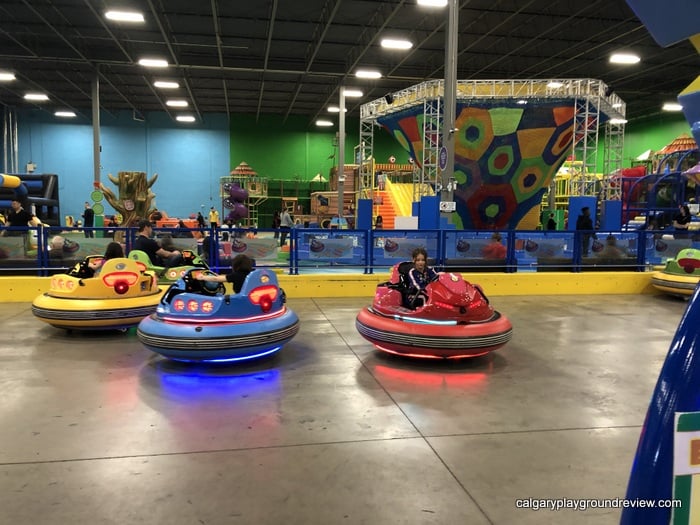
[0,294,688,524]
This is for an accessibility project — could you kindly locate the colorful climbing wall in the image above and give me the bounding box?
[378,100,576,230]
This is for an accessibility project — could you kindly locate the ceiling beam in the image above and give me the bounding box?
[209,0,231,120]
[146,0,202,121]
[310,0,408,124]
[256,0,279,122]
[283,0,343,122]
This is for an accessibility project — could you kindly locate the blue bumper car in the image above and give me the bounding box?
[137,268,299,362]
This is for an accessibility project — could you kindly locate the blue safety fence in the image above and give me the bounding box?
[0,224,694,275]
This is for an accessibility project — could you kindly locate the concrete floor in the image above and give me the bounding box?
[0,294,688,524]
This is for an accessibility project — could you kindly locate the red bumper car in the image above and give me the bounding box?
[356,262,512,359]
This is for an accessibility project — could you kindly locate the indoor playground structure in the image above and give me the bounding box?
[613,135,699,228]
[359,79,626,230]
[221,161,267,228]
[0,172,60,224]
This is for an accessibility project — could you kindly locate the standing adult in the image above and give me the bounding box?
[196,212,206,229]
[209,206,220,229]
[279,207,293,246]
[5,199,33,236]
[576,206,596,256]
[82,201,94,238]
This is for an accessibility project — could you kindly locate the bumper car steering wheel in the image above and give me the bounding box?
[183,269,226,296]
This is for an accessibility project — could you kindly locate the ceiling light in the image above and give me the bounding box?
[609,53,640,64]
[327,106,347,113]
[609,118,627,124]
[342,89,363,98]
[24,93,49,101]
[316,120,334,127]
[612,102,622,108]
[417,0,448,6]
[138,58,168,68]
[0,72,16,81]
[662,102,683,111]
[166,100,188,107]
[55,111,76,118]
[355,70,382,79]
[154,81,179,89]
[547,81,563,89]
[381,38,413,50]
[176,115,196,122]
[105,10,144,22]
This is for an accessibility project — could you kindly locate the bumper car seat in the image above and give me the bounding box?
[128,249,166,275]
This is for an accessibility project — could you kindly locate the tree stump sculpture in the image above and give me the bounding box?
[100,171,158,226]
[100,171,158,242]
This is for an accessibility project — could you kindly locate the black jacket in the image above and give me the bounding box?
[576,213,593,230]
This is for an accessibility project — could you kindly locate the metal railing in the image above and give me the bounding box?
[0,224,685,276]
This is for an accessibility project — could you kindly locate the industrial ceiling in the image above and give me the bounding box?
[0,0,697,124]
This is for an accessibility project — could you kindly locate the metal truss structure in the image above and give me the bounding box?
[360,78,627,206]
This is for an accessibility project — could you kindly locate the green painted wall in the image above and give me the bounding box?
[229,115,400,227]
[592,114,692,172]
[230,115,335,181]
[623,114,692,166]
[229,115,400,180]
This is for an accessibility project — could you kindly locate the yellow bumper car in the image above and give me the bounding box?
[32,256,164,330]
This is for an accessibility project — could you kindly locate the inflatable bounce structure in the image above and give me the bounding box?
[0,172,60,224]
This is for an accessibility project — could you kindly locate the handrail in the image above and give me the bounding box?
[0,224,683,276]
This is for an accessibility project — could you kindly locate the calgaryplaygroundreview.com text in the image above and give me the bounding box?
[515,498,682,512]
